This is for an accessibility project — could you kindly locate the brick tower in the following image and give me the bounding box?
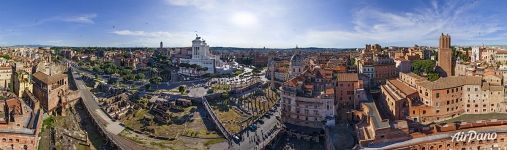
[438,33,452,77]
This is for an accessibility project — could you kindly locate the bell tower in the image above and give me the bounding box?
[438,33,452,77]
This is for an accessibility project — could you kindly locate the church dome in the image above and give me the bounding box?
[291,53,304,66]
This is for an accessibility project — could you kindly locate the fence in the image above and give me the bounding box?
[201,97,233,142]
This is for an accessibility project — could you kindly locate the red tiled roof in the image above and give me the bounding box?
[33,71,67,85]
[337,73,359,82]
[388,79,416,95]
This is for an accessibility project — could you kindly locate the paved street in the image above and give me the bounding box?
[188,87,208,97]
[230,104,282,150]
[72,68,147,150]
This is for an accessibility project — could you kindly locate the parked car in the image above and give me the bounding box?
[249,124,257,131]
[233,135,241,142]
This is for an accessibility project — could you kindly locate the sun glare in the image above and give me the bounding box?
[230,12,258,28]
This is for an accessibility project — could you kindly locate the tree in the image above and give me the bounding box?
[149,67,159,77]
[412,60,441,81]
[178,86,186,94]
[124,74,136,81]
[348,57,356,67]
[150,77,162,85]
[427,72,440,81]
[107,78,118,84]
[92,66,103,74]
[412,60,436,75]
[135,73,145,80]
[1,54,11,60]
[221,92,230,100]
[119,69,132,76]
[144,84,151,90]
[236,57,253,66]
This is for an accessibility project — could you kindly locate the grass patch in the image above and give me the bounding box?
[150,141,168,149]
[120,131,146,144]
[41,116,55,132]
[77,144,92,150]
[121,109,148,130]
[214,108,246,133]
[204,138,225,146]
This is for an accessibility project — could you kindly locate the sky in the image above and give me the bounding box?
[0,0,506,48]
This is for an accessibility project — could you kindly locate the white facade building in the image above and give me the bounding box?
[471,46,480,62]
[179,36,226,75]
[359,63,375,79]
[289,52,305,79]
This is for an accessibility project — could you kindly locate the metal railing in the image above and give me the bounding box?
[201,97,233,142]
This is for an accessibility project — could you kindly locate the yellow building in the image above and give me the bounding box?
[13,70,32,98]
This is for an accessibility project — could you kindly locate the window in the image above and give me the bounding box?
[436,93,440,98]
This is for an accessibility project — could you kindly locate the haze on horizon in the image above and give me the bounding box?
[0,0,506,48]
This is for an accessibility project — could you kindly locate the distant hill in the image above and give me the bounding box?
[210,47,356,51]
[9,44,55,48]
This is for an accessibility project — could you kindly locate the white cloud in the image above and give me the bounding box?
[112,30,150,36]
[229,12,260,28]
[111,30,195,47]
[115,0,505,48]
[301,0,504,47]
[27,14,97,26]
[111,30,190,38]
[128,0,293,47]
[60,14,97,24]
[165,0,217,10]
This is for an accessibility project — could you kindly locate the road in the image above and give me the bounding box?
[230,104,282,150]
[71,68,147,150]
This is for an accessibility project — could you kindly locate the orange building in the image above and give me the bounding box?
[381,79,419,120]
[438,33,453,77]
[374,63,397,82]
[0,97,42,150]
[335,73,363,121]
[32,71,69,114]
